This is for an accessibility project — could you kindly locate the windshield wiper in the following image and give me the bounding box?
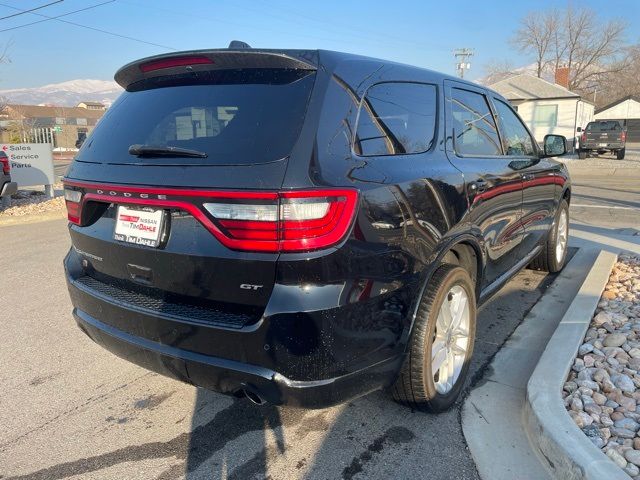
[128,144,208,158]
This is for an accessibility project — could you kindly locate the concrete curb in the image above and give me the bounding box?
[525,250,625,480]
[462,247,600,480]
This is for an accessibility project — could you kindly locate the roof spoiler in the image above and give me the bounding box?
[114,48,317,89]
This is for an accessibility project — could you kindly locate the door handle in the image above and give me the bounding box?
[521,173,535,181]
[469,180,488,193]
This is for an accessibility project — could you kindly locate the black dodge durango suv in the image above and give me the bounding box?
[63,47,571,411]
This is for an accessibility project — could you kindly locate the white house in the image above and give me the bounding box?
[594,96,640,144]
[488,74,594,150]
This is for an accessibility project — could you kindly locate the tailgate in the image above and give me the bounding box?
[63,55,317,326]
[64,170,282,327]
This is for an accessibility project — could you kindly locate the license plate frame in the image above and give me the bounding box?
[114,205,166,247]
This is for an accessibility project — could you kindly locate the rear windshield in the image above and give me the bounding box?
[77,69,315,165]
[586,121,622,132]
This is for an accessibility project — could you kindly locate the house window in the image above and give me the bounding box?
[76,118,87,126]
[533,105,558,127]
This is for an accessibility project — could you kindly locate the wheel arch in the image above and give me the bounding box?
[398,233,484,354]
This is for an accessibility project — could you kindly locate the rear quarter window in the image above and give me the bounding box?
[353,82,437,156]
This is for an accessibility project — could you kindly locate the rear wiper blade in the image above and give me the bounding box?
[128,144,208,158]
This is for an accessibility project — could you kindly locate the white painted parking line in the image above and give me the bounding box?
[571,204,639,211]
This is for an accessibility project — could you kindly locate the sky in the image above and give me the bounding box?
[0,0,638,89]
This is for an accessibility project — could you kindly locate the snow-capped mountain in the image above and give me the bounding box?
[0,79,123,106]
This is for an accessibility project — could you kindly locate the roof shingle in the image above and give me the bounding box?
[488,74,579,101]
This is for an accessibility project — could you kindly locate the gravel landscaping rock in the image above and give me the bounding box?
[0,184,65,218]
[564,253,640,478]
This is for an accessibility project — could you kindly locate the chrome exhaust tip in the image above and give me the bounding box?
[242,387,266,405]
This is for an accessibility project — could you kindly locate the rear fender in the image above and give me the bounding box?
[397,231,484,355]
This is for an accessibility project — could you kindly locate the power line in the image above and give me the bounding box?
[0,1,175,51]
[0,1,115,33]
[0,0,63,21]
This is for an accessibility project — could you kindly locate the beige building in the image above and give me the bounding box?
[76,101,106,111]
[0,103,105,149]
[488,74,594,151]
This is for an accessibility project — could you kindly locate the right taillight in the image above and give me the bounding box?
[621,130,626,142]
[204,189,358,252]
[581,132,586,143]
[0,156,9,175]
[64,188,83,224]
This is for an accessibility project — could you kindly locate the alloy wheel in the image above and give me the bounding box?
[431,285,471,394]
[555,209,568,264]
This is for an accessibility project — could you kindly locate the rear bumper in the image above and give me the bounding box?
[0,181,17,197]
[581,143,624,150]
[73,306,399,408]
[64,248,408,408]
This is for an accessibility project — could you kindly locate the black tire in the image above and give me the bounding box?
[617,148,625,160]
[578,150,587,159]
[529,199,569,273]
[392,264,476,412]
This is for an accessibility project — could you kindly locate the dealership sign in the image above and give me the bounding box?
[2,143,55,187]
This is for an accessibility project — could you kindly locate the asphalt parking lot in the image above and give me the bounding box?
[0,218,553,480]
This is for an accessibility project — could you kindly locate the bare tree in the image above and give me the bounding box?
[556,6,627,91]
[512,6,627,91]
[512,11,557,78]
[482,59,517,85]
[3,105,37,143]
[592,44,640,107]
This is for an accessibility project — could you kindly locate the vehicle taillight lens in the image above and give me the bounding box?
[621,131,626,142]
[64,188,83,224]
[581,132,586,143]
[0,156,9,175]
[204,189,358,252]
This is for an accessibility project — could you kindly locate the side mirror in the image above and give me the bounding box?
[576,127,582,133]
[543,134,567,157]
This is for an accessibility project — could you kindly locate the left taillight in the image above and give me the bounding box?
[63,188,83,224]
[0,155,9,175]
[204,189,358,252]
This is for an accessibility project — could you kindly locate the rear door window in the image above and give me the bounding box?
[450,88,502,156]
[77,69,315,165]
[493,99,536,157]
[353,82,437,156]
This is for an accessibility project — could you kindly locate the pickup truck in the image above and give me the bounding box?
[578,120,626,159]
[0,150,17,201]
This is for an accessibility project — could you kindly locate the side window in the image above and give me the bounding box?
[493,99,536,157]
[354,82,436,156]
[450,88,501,156]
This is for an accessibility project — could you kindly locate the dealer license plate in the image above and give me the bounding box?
[598,143,608,147]
[114,205,165,247]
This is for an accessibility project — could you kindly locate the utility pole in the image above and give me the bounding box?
[585,83,598,104]
[454,48,474,79]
